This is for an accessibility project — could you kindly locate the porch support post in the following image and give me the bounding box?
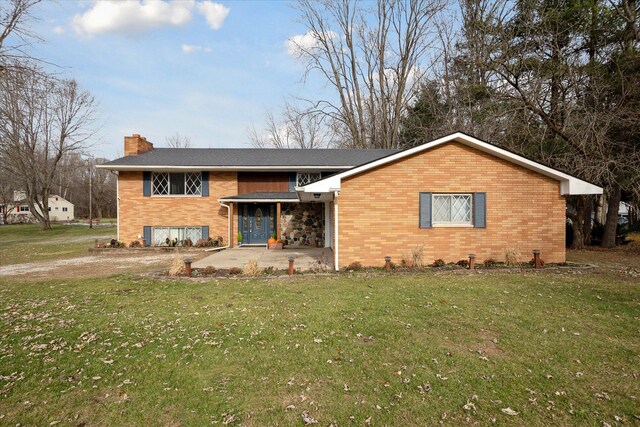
[229,202,235,248]
[324,201,331,248]
[276,202,281,240]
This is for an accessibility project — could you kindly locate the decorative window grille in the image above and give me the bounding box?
[152,172,201,195]
[296,172,322,187]
[151,227,202,245]
[432,194,472,224]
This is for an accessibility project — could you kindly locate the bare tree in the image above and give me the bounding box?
[248,102,330,149]
[165,132,192,148]
[0,0,42,68]
[290,0,445,148]
[0,65,97,229]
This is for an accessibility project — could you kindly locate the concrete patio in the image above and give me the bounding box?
[192,246,334,271]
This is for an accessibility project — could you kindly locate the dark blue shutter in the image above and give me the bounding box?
[473,192,486,228]
[143,226,151,246]
[289,173,296,192]
[202,226,209,240]
[143,172,151,197]
[419,192,432,228]
[201,172,209,197]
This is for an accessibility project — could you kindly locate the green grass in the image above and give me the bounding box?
[0,223,116,266]
[1,271,638,426]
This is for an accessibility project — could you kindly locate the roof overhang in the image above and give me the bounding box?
[298,132,603,196]
[95,165,351,172]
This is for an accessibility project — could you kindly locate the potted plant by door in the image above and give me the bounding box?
[268,232,283,249]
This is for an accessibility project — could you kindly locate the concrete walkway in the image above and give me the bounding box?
[192,246,334,271]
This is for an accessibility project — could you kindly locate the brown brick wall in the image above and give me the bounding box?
[337,142,566,268]
[118,171,237,244]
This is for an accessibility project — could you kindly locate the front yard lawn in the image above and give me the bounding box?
[1,271,638,425]
[0,224,116,266]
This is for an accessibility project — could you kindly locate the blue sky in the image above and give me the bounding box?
[25,1,324,158]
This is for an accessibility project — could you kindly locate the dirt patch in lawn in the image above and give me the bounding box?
[0,250,207,279]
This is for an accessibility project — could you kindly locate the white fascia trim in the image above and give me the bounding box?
[218,198,299,203]
[298,132,603,195]
[95,165,352,172]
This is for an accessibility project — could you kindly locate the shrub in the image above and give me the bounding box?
[347,261,363,271]
[129,240,142,248]
[483,258,497,268]
[182,239,193,247]
[432,259,445,267]
[195,239,209,248]
[201,266,216,275]
[456,259,469,268]
[166,238,178,247]
[228,267,242,275]
[243,259,261,276]
[504,248,521,266]
[411,245,425,268]
[109,239,123,248]
[264,266,275,275]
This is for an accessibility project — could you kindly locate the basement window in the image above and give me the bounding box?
[152,172,201,196]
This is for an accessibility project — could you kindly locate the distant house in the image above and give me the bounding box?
[98,132,602,269]
[1,191,75,223]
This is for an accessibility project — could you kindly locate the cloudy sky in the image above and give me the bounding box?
[25,0,324,158]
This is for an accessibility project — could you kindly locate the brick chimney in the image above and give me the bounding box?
[124,134,154,156]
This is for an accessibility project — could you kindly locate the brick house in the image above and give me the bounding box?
[98,132,602,270]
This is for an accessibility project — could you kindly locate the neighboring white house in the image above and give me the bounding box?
[1,191,75,223]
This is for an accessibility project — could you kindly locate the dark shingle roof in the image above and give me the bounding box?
[219,192,298,201]
[101,148,399,169]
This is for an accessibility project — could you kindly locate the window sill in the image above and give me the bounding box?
[151,194,203,198]
[433,223,474,228]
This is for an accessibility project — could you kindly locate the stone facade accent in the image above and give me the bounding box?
[336,142,566,268]
[280,203,324,247]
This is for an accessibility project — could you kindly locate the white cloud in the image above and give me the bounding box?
[181,44,212,54]
[52,26,65,34]
[286,31,336,56]
[197,1,230,30]
[72,0,195,36]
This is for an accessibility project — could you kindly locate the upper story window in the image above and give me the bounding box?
[432,194,472,225]
[152,172,202,196]
[296,172,322,187]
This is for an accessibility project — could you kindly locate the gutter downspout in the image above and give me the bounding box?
[334,191,339,271]
[205,202,231,252]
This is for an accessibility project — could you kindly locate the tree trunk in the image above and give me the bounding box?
[601,181,622,248]
[582,195,594,246]
[568,196,586,250]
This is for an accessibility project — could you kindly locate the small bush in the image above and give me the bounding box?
[483,258,497,268]
[456,259,469,268]
[228,267,242,275]
[109,239,124,248]
[243,259,261,276]
[168,257,184,276]
[166,238,178,247]
[504,248,521,266]
[432,259,445,267]
[129,240,142,248]
[201,266,216,275]
[263,266,275,275]
[411,246,425,268]
[195,239,209,248]
[182,239,193,247]
[347,261,363,271]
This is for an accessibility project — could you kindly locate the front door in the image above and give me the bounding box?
[239,204,274,245]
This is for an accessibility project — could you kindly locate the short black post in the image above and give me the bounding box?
[384,256,392,272]
[288,256,295,277]
[183,257,192,277]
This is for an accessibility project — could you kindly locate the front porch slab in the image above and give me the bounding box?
[192,247,334,271]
